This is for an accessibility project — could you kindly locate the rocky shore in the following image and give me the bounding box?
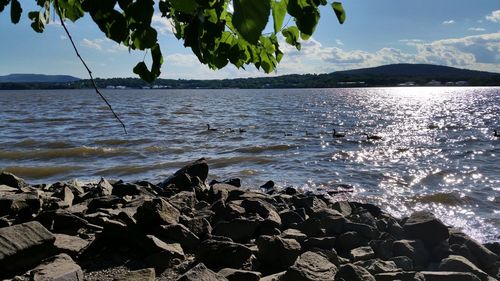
[0,158,499,281]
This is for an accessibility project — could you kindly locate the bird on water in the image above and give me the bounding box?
[206,124,217,131]
[364,133,382,140]
[494,130,499,137]
[332,129,345,138]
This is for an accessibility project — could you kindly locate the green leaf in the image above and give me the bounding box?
[0,0,10,13]
[10,0,21,24]
[272,0,287,33]
[58,0,85,22]
[282,26,300,50]
[132,26,158,49]
[28,11,45,33]
[133,62,154,83]
[169,0,198,14]
[232,0,270,44]
[332,2,345,24]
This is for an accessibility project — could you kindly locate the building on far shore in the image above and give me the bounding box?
[426,80,442,86]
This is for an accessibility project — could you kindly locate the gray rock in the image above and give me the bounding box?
[369,239,393,260]
[331,201,352,216]
[142,235,185,269]
[162,158,209,189]
[312,208,346,235]
[375,271,425,281]
[30,253,83,281]
[297,218,324,237]
[113,268,155,281]
[354,259,398,274]
[449,231,498,273]
[184,217,212,238]
[344,222,378,239]
[217,268,261,281]
[292,196,328,216]
[421,271,481,281]
[282,251,337,281]
[389,256,414,271]
[256,235,301,272]
[260,272,285,281]
[157,223,200,251]
[213,218,259,243]
[336,231,368,252]
[196,239,253,270]
[349,246,375,261]
[0,193,42,217]
[279,210,305,228]
[97,178,114,196]
[403,211,449,247]
[302,237,336,251]
[392,239,429,269]
[439,255,490,281]
[335,263,375,281]
[0,221,56,275]
[53,233,90,256]
[177,263,228,281]
[241,198,282,229]
[0,171,26,188]
[282,229,308,243]
[135,198,180,227]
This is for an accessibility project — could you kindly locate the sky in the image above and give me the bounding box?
[0,0,499,79]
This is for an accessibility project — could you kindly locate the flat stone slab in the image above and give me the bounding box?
[54,234,91,256]
[0,221,56,274]
[113,268,155,281]
[30,253,83,281]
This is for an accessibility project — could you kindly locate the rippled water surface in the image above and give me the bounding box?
[0,87,499,241]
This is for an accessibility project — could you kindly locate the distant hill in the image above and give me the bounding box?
[0,74,81,83]
[335,64,498,78]
[0,64,499,90]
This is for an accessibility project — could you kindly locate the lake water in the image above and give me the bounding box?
[0,87,499,242]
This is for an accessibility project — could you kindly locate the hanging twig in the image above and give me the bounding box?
[54,0,127,134]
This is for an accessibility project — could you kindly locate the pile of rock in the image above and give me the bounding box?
[0,158,498,280]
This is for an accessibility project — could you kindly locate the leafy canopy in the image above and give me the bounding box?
[2,0,345,83]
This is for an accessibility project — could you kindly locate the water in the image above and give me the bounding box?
[0,87,499,242]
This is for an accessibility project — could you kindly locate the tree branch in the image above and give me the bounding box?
[54,0,127,134]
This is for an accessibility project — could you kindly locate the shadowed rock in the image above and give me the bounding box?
[282,251,337,281]
[30,253,83,281]
[177,263,228,281]
[403,211,449,247]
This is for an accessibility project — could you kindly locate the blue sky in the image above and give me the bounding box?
[0,0,499,79]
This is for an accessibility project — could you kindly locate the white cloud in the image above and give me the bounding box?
[81,38,103,51]
[60,35,67,40]
[486,10,500,22]
[152,14,174,35]
[442,20,455,25]
[80,38,127,53]
[335,39,344,45]
[468,27,486,32]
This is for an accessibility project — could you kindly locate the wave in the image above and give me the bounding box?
[235,144,292,153]
[1,165,82,179]
[413,192,481,206]
[209,156,274,168]
[93,138,153,146]
[0,146,132,160]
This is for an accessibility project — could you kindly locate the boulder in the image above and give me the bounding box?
[392,239,429,269]
[449,231,498,273]
[354,259,398,275]
[53,233,90,256]
[282,251,337,281]
[156,223,200,251]
[344,222,378,239]
[331,201,352,216]
[0,221,56,275]
[389,256,414,271]
[212,218,259,243]
[292,196,328,216]
[334,263,376,281]
[421,271,481,281]
[161,158,209,189]
[241,198,281,228]
[135,198,180,227]
[0,193,42,217]
[403,211,449,247]
[113,268,155,281]
[256,235,301,272]
[177,263,228,281]
[96,177,114,196]
[279,210,305,228]
[349,246,375,262]
[30,253,83,281]
[0,171,26,188]
[142,235,185,269]
[312,208,346,235]
[282,228,308,243]
[439,255,490,281]
[217,268,261,281]
[260,272,286,281]
[336,231,369,252]
[302,237,336,251]
[184,217,212,238]
[375,271,425,281]
[369,239,393,260]
[196,239,253,270]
